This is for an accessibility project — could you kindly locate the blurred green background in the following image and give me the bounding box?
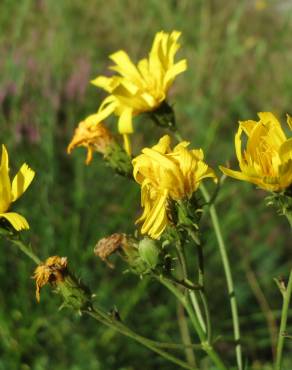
[0,0,291,369]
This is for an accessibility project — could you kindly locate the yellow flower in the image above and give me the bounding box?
[0,145,35,231]
[33,256,68,302]
[67,114,113,164]
[220,112,292,192]
[133,135,217,239]
[91,31,187,154]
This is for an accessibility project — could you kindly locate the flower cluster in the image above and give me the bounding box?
[2,29,292,370]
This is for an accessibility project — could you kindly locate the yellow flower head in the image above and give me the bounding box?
[220,112,292,192]
[67,114,113,164]
[33,256,68,302]
[91,31,187,151]
[133,135,217,239]
[0,145,35,231]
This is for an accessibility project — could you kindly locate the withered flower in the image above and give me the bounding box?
[67,114,114,164]
[33,256,67,302]
[94,233,126,268]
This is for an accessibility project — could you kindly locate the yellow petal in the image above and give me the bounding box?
[219,166,255,183]
[164,59,187,89]
[258,112,286,144]
[278,159,292,190]
[123,134,132,156]
[0,145,11,213]
[97,96,117,121]
[140,191,168,239]
[0,212,29,231]
[152,135,171,153]
[118,107,133,134]
[91,75,121,93]
[234,127,243,167]
[239,120,257,137]
[279,138,292,163]
[109,50,141,82]
[287,114,292,130]
[11,163,35,201]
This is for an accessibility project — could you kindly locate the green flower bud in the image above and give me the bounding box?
[138,238,159,269]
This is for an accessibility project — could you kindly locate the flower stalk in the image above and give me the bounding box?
[275,270,292,370]
[200,183,243,370]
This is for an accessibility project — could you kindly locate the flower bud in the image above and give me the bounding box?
[138,238,159,269]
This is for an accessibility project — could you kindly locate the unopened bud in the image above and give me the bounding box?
[138,238,159,269]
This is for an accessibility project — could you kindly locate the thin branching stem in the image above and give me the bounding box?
[85,307,198,370]
[158,275,228,370]
[176,238,207,334]
[3,235,200,369]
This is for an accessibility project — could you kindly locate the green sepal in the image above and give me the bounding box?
[266,190,292,228]
[147,101,176,131]
[104,142,133,178]
[55,273,92,311]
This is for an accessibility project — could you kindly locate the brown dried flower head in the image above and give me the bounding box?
[33,256,68,302]
[67,114,113,164]
[94,233,126,268]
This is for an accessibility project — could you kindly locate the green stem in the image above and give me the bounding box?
[176,240,207,334]
[175,239,198,366]
[200,183,243,370]
[188,290,206,334]
[3,235,200,369]
[85,307,198,370]
[9,237,41,264]
[193,236,212,342]
[177,302,197,367]
[275,269,292,370]
[158,275,228,370]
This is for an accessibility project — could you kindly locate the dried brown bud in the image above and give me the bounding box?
[94,233,126,268]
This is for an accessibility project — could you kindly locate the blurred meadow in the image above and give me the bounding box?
[0,0,292,369]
